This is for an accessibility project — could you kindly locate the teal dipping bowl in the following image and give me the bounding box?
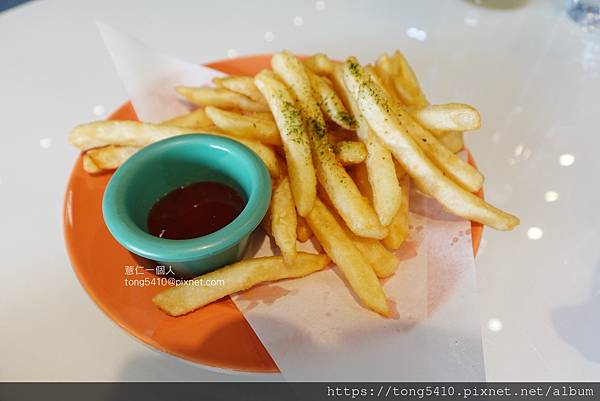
[102,134,271,279]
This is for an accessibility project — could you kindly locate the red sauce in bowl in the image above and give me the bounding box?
[147,181,245,240]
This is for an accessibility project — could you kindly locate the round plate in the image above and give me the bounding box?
[63,55,483,374]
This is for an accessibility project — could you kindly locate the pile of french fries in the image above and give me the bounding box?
[69,50,519,317]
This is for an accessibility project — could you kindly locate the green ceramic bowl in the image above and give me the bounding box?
[102,134,271,279]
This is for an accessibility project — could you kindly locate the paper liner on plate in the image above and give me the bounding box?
[98,23,485,380]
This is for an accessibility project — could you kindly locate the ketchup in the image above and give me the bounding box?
[147,182,245,240]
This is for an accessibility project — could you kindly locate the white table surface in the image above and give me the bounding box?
[1,0,599,381]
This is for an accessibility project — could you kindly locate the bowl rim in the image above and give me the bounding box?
[102,134,271,262]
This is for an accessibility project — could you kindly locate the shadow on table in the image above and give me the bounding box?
[552,260,600,363]
[110,309,485,385]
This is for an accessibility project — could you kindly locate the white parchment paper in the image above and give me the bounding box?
[99,23,485,381]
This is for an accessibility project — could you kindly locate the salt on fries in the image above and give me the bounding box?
[70,49,520,316]
[272,51,387,240]
[333,64,402,226]
[254,69,316,217]
[343,57,519,230]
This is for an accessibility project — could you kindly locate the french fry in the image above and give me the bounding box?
[242,111,275,121]
[237,139,281,178]
[343,57,519,230]
[153,253,330,316]
[383,164,410,250]
[254,70,317,216]
[334,64,401,226]
[389,51,428,108]
[82,154,101,173]
[437,131,465,153]
[213,75,267,106]
[367,62,483,192]
[319,191,398,278]
[175,86,269,112]
[350,162,373,200]
[69,120,191,150]
[334,140,367,166]
[296,215,313,242]
[272,51,387,239]
[204,106,282,146]
[412,103,481,133]
[307,70,355,129]
[83,145,138,172]
[306,199,388,315]
[376,54,467,154]
[260,203,273,237]
[160,108,213,128]
[395,107,482,192]
[303,53,335,75]
[69,121,280,177]
[373,56,403,104]
[271,178,298,264]
[347,231,398,279]
[349,161,408,250]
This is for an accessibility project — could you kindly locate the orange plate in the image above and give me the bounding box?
[63,55,483,374]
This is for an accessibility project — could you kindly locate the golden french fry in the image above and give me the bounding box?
[237,139,281,178]
[413,103,481,133]
[350,162,373,200]
[271,178,298,264]
[241,111,275,121]
[436,131,465,153]
[153,253,330,316]
[389,51,428,108]
[254,70,317,216]
[213,75,267,106]
[344,57,519,230]
[334,141,367,166]
[82,154,101,173]
[261,203,273,237]
[69,120,191,150]
[378,52,469,154]
[376,53,467,154]
[160,108,213,128]
[366,63,483,192]
[398,109,482,192]
[84,145,138,172]
[296,215,313,242]
[69,121,280,177]
[348,232,398,279]
[305,199,388,315]
[383,165,410,250]
[272,51,387,239]
[349,161,408,250]
[307,71,355,129]
[176,86,269,112]
[321,193,398,278]
[204,106,282,146]
[334,64,401,226]
[373,55,403,104]
[303,53,335,75]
